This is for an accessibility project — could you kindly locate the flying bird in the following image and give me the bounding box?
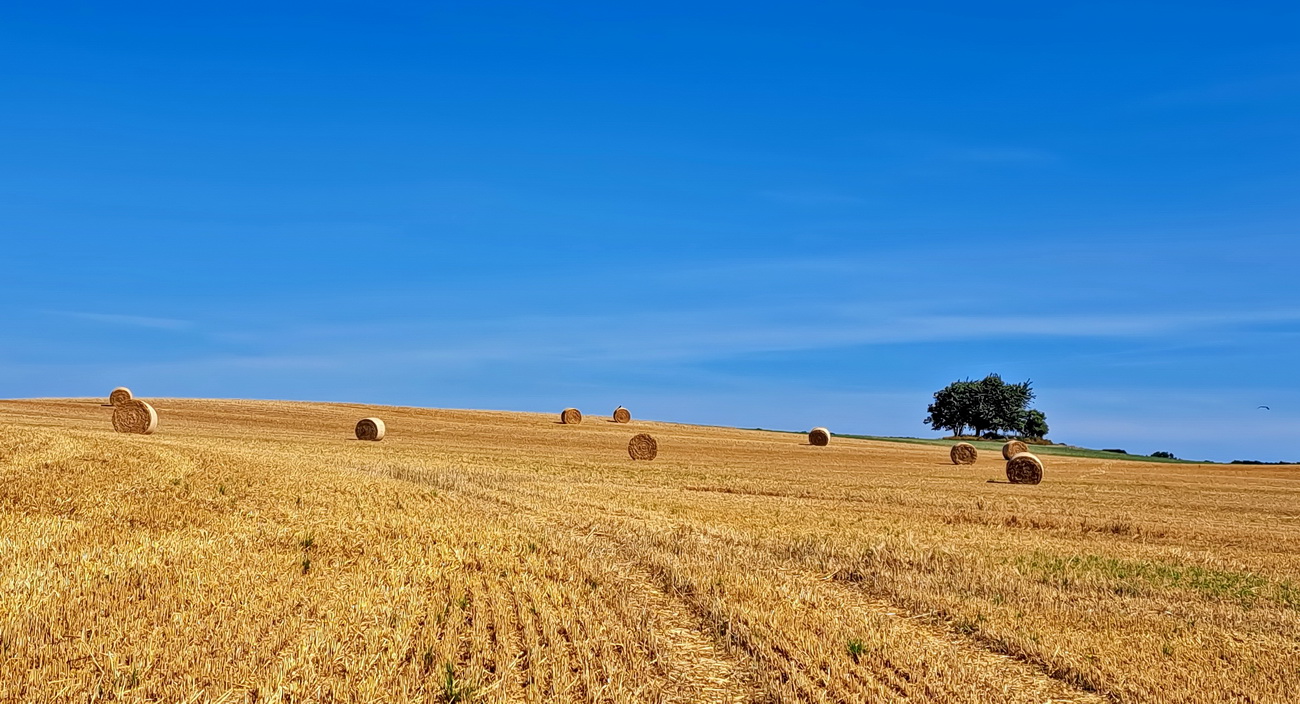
[1257,405,1271,410]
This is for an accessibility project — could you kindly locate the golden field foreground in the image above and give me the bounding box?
[1,399,1298,703]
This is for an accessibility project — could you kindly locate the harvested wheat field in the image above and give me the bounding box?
[1,399,1298,703]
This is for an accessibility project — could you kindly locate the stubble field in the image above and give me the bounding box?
[1,398,1297,703]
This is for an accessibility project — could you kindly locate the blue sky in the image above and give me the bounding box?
[3,2,1298,461]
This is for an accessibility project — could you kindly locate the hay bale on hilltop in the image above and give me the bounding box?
[950,442,977,465]
[612,406,631,423]
[1002,439,1029,460]
[355,417,386,441]
[628,433,658,460]
[112,400,157,435]
[1006,452,1044,484]
[808,427,830,446]
[109,387,133,406]
[561,408,583,425]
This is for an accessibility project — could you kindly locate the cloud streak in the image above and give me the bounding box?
[190,306,1300,368]
[52,311,194,331]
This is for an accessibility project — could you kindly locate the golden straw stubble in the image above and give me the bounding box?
[111,400,157,435]
[808,427,830,446]
[355,417,386,441]
[109,387,132,406]
[561,408,582,425]
[612,406,631,423]
[628,433,658,460]
[1006,452,1044,484]
[1002,439,1029,459]
[950,442,977,465]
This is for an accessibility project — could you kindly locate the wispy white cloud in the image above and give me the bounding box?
[186,306,1300,369]
[51,311,194,331]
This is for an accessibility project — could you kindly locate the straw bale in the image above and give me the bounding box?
[628,433,658,460]
[808,427,830,446]
[950,442,977,465]
[612,406,631,423]
[1006,452,1044,484]
[109,387,133,406]
[1002,439,1029,460]
[561,408,583,425]
[112,400,157,435]
[355,417,386,441]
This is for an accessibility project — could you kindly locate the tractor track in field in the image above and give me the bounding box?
[436,475,1112,703]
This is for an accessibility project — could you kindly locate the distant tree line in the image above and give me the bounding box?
[924,374,1048,439]
[1230,459,1297,465]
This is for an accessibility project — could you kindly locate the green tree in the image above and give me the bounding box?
[923,378,978,437]
[1021,409,1049,439]
[977,373,1034,436]
[925,374,1042,438]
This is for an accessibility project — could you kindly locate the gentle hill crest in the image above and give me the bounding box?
[1,397,1298,701]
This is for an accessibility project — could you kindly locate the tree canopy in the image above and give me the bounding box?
[924,374,1043,438]
[1021,409,1049,439]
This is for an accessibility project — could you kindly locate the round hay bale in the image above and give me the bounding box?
[1006,452,1044,484]
[808,427,830,446]
[355,417,386,441]
[112,400,157,435]
[109,387,133,406]
[612,406,631,423]
[561,408,583,425]
[950,442,977,465]
[628,433,658,460]
[1002,439,1029,460]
